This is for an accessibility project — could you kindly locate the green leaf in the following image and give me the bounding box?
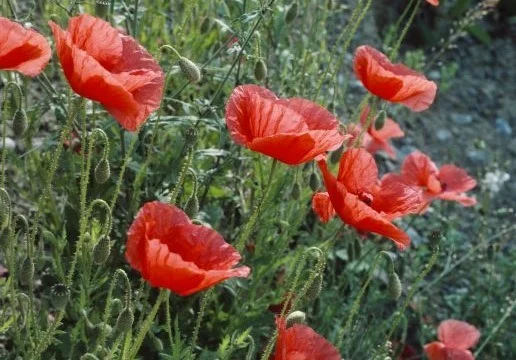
[467,25,492,45]
[0,315,16,333]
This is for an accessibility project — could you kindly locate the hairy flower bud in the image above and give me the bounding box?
[178,57,201,83]
[93,235,111,264]
[20,257,34,286]
[51,283,70,309]
[305,274,323,302]
[291,182,301,200]
[12,109,28,138]
[254,59,267,82]
[0,188,10,229]
[184,127,198,147]
[185,194,199,218]
[95,158,111,184]
[285,2,299,24]
[115,307,134,334]
[374,110,387,131]
[286,310,306,327]
[95,0,110,18]
[387,272,402,300]
[309,173,320,192]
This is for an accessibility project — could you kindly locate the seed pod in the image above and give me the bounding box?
[374,110,387,131]
[185,195,199,218]
[95,158,111,184]
[12,109,28,138]
[115,307,134,334]
[305,274,323,302]
[291,182,301,200]
[80,354,100,360]
[51,283,70,309]
[387,272,402,300]
[92,235,111,264]
[286,310,306,327]
[184,127,198,147]
[285,2,299,24]
[200,17,211,34]
[95,0,110,18]
[330,146,344,164]
[178,57,201,83]
[20,258,34,286]
[309,173,320,192]
[254,59,267,82]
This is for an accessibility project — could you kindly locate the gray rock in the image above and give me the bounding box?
[451,113,473,125]
[467,149,488,165]
[0,137,15,150]
[436,129,452,141]
[495,117,512,137]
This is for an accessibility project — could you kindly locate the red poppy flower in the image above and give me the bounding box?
[353,46,437,112]
[49,14,164,131]
[126,201,250,296]
[346,106,404,159]
[0,17,51,77]
[391,151,477,207]
[273,317,340,360]
[424,319,480,360]
[312,192,336,223]
[225,85,348,165]
[427,0,439,6]
[318,148,422,249]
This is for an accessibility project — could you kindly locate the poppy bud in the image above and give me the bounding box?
[95,0,110,18]
[92,235,111,265]
[178,57,201,83]
[184,127,198,147]
[95,158,111,184]
[200,17,212,34]
[254,59,267,82]
[309,173,320,192]
[0,188,10,229]
[12,109,28,138]
[387,272,402,300]
[291,182,301,200]
[429,231,442,249]
[286,310,306,327]
[80,354,99,360]
[305,274,323,302]
[374,110,387,131]
[20,257,34,286]
[185,194,199,218]
[330,146,343,164]
[285,2,299,24]
[115,307,134,334]
[327,0,334,10]
[51,283,70,309]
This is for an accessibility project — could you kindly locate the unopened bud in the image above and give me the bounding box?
[285,2,298,24]
[374,111,387,131]
[95,158,111,184]
[185,195,199,218]
[20,257,34,286]
[95,0,110,18]
[0,188,10,229]
[115,307,134,333]
[178,57,201,83]
[286,310,306,327]
[330,146,343,164]
[184,127,198,147]
[12,109,28,138]
[291,182,301,200]
[306,274,323,301]
[387,272,402,300]
[51,283,70,309]
[309,173,320,192]
[93,235,111,264]
[254,59,267,81]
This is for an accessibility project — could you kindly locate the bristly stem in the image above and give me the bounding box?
[132,0,140,37]
[188,288,214,359]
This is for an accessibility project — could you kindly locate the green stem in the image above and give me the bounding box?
[188,289,213,358]
[169,148,194,205]
[132,0,140,37]
[389,0,420,61]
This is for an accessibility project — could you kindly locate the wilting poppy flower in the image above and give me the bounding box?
[424,319,480,360]
[126,201,250,296]
[0,17,51,77]
[353,46,437,112]
[49,14,164,131]
[312,192,336,223]
[347,106,404,159]
[318,148,422,249]
[225,85,348,165]
[273,316,340,360]
[387,151,477,208]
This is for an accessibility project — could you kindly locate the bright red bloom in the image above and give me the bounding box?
[312,192,336,223]
[353,46,437,112]
[318,148,422,249]
[126,201,250,296]
[225,85,348,165]
[427,0,439,6]
[388,151,477,208]
[0,17,51,77]
[273,317,340,360]
[347,106,404,159]
[424,320,480,360]
[49,14,164,131]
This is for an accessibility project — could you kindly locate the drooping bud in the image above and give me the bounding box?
[185,194,199,218]
[95,0,110,18]
[330,146,344,164]
[286,310,306,327]
[291,182,301,200]
[309,173,320,192]
[95,158,111,184]
[184,127,198,147]
[200,17,212,34]
[178,57,202,83]
[51,283,70,309]
[305,274,323,302]
[254,59,267,82]
[92,235,111,265]
[285,2,299,24]
[387,272,402,300]
[20,257,34,286]
[0,188,10,229]
[115,307,134,334]
[12,109,28,138]
[374,110,387,131]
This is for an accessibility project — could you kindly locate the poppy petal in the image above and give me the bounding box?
[312,192,336,223]
[445,348,476,360]
[0,17,51,77]
[437,192,477,207]
[427,0,439,6]
[424,341,447,360]
[249,134,315,165]
[438,165,477,193]
[438,319,481,350]
[401,151,439,188]
[337,148,378,195]
[374,175,423,219]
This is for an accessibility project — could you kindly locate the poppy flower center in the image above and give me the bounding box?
[359,192,374,206]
